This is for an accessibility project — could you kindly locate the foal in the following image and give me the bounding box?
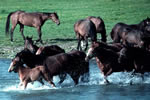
[8,57,55,89]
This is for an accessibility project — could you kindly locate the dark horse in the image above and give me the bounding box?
[24,36,65,55]
[85,42,131,83]
[8,58,55,89]
[5,10,60,43]
[110,17,150,44]
[119,46,150,75]
[74,19,97,51]
[11,49,89,86]
[86,16,107,42]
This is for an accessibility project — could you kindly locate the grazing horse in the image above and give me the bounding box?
[85,42,129,83]
[110,17,150,43]
[11,49,89,86]
[86,16,107,42]
[8,57,55,89]
[5,10,60,43]
[74,19,97,51]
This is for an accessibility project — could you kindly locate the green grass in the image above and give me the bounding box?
[0,0,150,57]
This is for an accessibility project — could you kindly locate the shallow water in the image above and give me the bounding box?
[0,58,150,100]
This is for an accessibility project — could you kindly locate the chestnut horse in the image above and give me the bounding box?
[5,10,60,43]
[8,57,55,89]
[85,42,129,83]
[74,19,97,51]
[86,16,107,42]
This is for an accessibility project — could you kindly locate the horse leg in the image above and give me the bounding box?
[101,30,107,42]
[77,35,82,51]
[23,81,28,89]
[70,74,80,85]
[36,27,43,43]
[10,23,17,42]
[58,73,67,84]
[84,38,88,51]
[19,24,25,40]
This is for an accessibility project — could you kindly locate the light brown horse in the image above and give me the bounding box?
[5,10,60,43]
[8,57,55,89]
[74,19,97,51]
[86,16,107,42]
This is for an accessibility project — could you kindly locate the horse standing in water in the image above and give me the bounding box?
[5,10,60,43]
[74,19,97,51]
[85,42,131,83]
[8,57,55,89]
[86,16,107,42]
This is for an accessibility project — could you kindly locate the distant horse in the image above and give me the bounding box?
[110,17,150,43]
[5,10,60,43]
[86,16,107,42]
[85,42,130,83]
[11,49,89,85]
[74,19,97,51]
[24,36,65,55]
[8,58,55,89]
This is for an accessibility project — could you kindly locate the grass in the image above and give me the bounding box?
[0,0,150,58]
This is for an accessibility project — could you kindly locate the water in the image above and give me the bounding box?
[1,59,150,100]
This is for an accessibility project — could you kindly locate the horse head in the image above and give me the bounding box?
[8,57,23,73]
[49,12,60,25]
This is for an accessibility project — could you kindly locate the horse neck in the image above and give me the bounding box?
[41,13,52,21]
[18,66,29,77]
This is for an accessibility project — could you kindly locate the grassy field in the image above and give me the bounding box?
[0,0,150,58]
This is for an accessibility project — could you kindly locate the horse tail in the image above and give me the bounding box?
[5,12,14,36]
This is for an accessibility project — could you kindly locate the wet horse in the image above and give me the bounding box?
[110,17,150,43]
[86,16,107,42]
[11,49,89,86]
[74,19,97,51]
[8,57,55,89]
[119,46,150,74]
[85,42,129,83]
[5,10,60,43]
[24,36,65,55]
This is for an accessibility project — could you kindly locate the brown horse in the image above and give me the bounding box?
[8,57,55,89]
[74,19,97,51]
[5,10,60,43]
[86,16,107,42]
[11,49,89,86]
[24,36,65,55]
[85,42,129,83]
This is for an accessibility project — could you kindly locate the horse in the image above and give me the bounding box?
[11,49,89,85]
[74,19,97,51]
[86,16,107,42]
[36,45,65,56]
[118,46,150,75]
[5,10,60,43]
[110,17,150,43]
[8,57,55,89]
[24,36,65,55]
[24,36,39,54]
[85,42,130,83]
